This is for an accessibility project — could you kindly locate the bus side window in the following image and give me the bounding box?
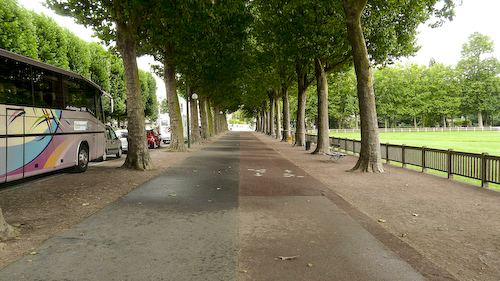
[0,56,32,105]
[33,67,64,109]
[66,77,85,111]
[83,82,98,116]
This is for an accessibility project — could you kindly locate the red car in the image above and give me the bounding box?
[146,129,162,148]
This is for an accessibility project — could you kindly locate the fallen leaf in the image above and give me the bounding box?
[29,252,37,255]
[307,263,313,267]
[242,270,247,273]
[169,194,177,197]
[278,255,299,260]
[82,203,90,206]
[27,260,33,262]
[412,213,419,217]
[378,219,386,223]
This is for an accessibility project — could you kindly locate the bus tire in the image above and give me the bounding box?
[75,144,89,173]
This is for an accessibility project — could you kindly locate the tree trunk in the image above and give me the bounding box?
[163,56,186,152]
[442,114,447,128]
[295,63,309,146]
[189,91,201,145]
[312,58,330,155]
[282,85,291,142]
[213,104,220,135]
[262,103,268,134]
[478,111,483,128]
[343,0,384,173]
[414,116,417,129]
[207,98,215,137]
[116,20,154,170]
[275,91,282,140]
[199,96,210,140]
[268,97,275,137]
[222,113,228,131]
[0,208,19,241]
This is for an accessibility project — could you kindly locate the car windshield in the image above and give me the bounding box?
[118,132,128,138]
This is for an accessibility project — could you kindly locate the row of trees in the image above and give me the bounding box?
[38,0,456,173]
[0,0,460,240]
[376,32,500,128]
[283,32,500,132]
[0,0,159,124]
[245,0,457,173]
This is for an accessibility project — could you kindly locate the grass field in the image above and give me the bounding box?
[329,131,500,156]
[328,130,500,188]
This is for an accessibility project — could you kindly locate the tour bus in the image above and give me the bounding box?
[0,48,110,183]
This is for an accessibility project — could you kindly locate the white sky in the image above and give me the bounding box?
[402,0,500,66]
[16,0,500,97]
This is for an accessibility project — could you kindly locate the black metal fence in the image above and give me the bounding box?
[305,134,500,188]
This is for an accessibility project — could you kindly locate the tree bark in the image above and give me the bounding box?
[282,85,291,142]
[478,111,483,128]
[0,207,19,241]
[312,58,330,155]
[116,20,154,170]
[294,62,310,146]
[268,97,275,137]
[199,96,210,140]
[262,101,268,134]
[275,89,282,140]
[163,54,186,152]
[206,98,214,138]
[343,0,384,172]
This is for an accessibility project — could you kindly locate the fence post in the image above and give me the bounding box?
[386,143,390,164]
[402,144,406,168]
[481,152,489,188]
[447,149,454,179]
[422,146,427,173]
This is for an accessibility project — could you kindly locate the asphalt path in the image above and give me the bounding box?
[0,131,426,280]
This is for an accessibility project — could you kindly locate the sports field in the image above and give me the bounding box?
[329,131,500,156]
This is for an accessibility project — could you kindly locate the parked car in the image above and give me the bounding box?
[103,126,123,160]
[115,129,128,152]
[146,129,162,148]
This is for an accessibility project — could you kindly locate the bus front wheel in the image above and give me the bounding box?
[75,145,89,173]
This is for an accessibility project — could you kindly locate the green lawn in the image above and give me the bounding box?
[329,131,500,156]
[328,130,500,188]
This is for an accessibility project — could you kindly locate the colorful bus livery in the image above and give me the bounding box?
[0,48,108,183]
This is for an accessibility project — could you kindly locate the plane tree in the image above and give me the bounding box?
[0,0,38,58]
[251,0,352,154]
[328,68,358,129]
[457,32,500,127]
[342,0,458,172]
[422,62,461,127]
[141,0,250,149]
[46,0,155,170]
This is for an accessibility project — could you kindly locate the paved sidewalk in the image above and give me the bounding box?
[0,131,430,280]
